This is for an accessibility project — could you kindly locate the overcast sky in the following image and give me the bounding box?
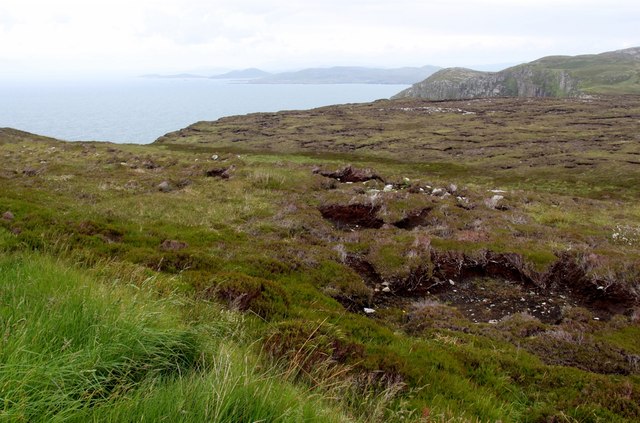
[1,0,638,78]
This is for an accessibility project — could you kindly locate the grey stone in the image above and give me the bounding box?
[158,181,171,192]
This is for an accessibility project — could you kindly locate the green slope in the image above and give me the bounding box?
[394,47,640,99]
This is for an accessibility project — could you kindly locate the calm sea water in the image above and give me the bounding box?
[0,78,407,144]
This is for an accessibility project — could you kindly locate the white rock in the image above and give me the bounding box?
[449,279,455,285]
[158,181,171,192]
[383,184,394,192]
[211,154,219,161]
[363,308,376,314]
[382,287,391,293]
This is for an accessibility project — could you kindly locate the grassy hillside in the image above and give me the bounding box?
[393,47,640,99]
[532,48,640,94]
[2,95,640,421]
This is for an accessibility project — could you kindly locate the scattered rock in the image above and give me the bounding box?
[448,184,458,194]
[160,240,189,251]
[382,287,391,293]
[485,195,505,209]
[407,184,423,193]
[210,154,219,161]
[431,188,445,196]
[158,181,172,192]
[456,196,474,210]
[364,307,376,314]
[383,184,394,192]
[2,211,14,221]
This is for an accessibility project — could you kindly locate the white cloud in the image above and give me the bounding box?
[0,0,638,77]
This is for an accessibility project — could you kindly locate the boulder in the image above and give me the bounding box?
[158,181,172,192]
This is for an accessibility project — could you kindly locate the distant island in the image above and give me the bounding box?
[142,65,441,85]
[247,65,441,85]
[209,68,273,79]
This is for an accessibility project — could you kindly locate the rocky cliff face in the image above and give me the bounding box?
[393,46,640,100]
[392,65,580,100]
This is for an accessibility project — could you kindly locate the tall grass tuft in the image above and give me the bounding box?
[0,254,352,422]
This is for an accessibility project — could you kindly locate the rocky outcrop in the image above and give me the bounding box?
[393,46,640,100]
[393,65,580,100]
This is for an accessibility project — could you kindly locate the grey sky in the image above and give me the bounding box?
[1,0,638,78]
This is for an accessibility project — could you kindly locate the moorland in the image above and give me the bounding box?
[1,94,640,422]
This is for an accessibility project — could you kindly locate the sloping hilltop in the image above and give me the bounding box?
[2,96,640,421]
[393,47,640,100]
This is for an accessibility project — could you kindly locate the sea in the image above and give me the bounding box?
[0,78,408,144]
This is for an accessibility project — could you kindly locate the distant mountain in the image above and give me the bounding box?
[250,66,441,85]
[393,47,640,100]
[210,68,272,79]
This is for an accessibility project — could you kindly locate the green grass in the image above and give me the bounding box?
[0,254,354,422]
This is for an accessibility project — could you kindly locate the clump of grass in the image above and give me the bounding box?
[249,170,287,190]
[0,254,200,421]
[0,254,355,422]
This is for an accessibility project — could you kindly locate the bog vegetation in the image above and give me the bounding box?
[1,95,640,422]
